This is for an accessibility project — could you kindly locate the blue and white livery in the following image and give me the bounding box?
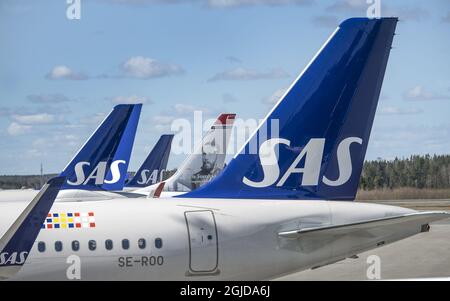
[126,134,174,188]
[183,18,394,201]
[61,104,142,191]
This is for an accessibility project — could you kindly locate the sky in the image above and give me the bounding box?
[0,0,449,175]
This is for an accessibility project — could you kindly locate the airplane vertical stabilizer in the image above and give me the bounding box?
[135,113,235,194]
[0,177,64,279]
[126,134,174,188]
[182,18,397,200]
[60,104,142,191]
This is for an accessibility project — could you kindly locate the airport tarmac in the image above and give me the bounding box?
[275,199,450,281]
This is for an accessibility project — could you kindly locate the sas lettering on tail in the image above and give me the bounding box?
[61,104,142,191]
[182,18,399,200]
[126,134,173,189]
[136,169,165,185]
[0,251,28,266]
[243,137,363,188]
[67,160,127,186]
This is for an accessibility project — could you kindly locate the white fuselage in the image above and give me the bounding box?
[0,185,183,203]
[0,197,418,281]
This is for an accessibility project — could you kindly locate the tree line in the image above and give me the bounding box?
[359,154,450,190]
[1,155,450,191]
[0,170,177,190]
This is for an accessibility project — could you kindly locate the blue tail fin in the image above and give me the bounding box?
[182,18,397,201]
[60,104,142,191]
[0,176,64,278]
[126,134,174,188]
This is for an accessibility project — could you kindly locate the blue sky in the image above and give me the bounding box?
[0,0,449,175]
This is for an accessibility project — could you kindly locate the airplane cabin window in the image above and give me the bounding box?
[138,238,146,249]
[122,239,130,250]
[89,240,97,251]
[38,241,46,252]
[55,241,63,252]
[72,240,80,251]
[105,239,113,250]
[155,238,163,249]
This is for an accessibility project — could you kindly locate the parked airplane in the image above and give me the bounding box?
[0,177,65,279]
[0,133,173,202]
[124,134,174,190]
[61,104,142,192]
[0,113,235,202]
[133,113,236,197]
[0,17,448,281]
[0,104,142,202]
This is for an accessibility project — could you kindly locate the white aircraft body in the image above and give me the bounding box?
[0,197,445,280]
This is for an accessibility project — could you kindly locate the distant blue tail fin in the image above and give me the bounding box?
[126,134,174,188]
[60,104,142,191]
[182,18,397,200]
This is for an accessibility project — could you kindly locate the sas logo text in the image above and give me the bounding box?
[67,160,126,186]
[243,137,362,188]
[137,169,164,185]
[0,251,28,266]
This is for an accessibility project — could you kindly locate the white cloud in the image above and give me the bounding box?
[11,105,72,116]
[103,0,313,7]
[24,149,46,159]
[379,106,423,115]
[326,0,367,13]
[207,0,313,8]
[32,135,80,149]
[27,93,73,104]
[225,56,242,64]
[103,0,189,4]
[150,103,213,132]
[262,87,288,105]
[7,122,32,136]
[327,0,429,22]
[151,114,178,132]
[121,56,184,79]
[79,112,107,125]
[11,113,57,125]
[403,85,450,101]
[173,103,202,114]
[152,115,176,126]
[312,15,339,28]
[368,124,450,160]
[209,67,289,82]
[110,95,152,104]
[46,65,88,80]
[384,6,429,22]
[46,58,183,81]
[222,93,238,103]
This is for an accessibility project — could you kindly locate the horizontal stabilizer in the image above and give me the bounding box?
[278,211,449,239]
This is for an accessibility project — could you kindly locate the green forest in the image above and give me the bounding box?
[1,155,450,200]
[359,154,450,190]
[0,170,177,190]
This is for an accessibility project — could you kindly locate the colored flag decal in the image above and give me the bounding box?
[42,212,96,230]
